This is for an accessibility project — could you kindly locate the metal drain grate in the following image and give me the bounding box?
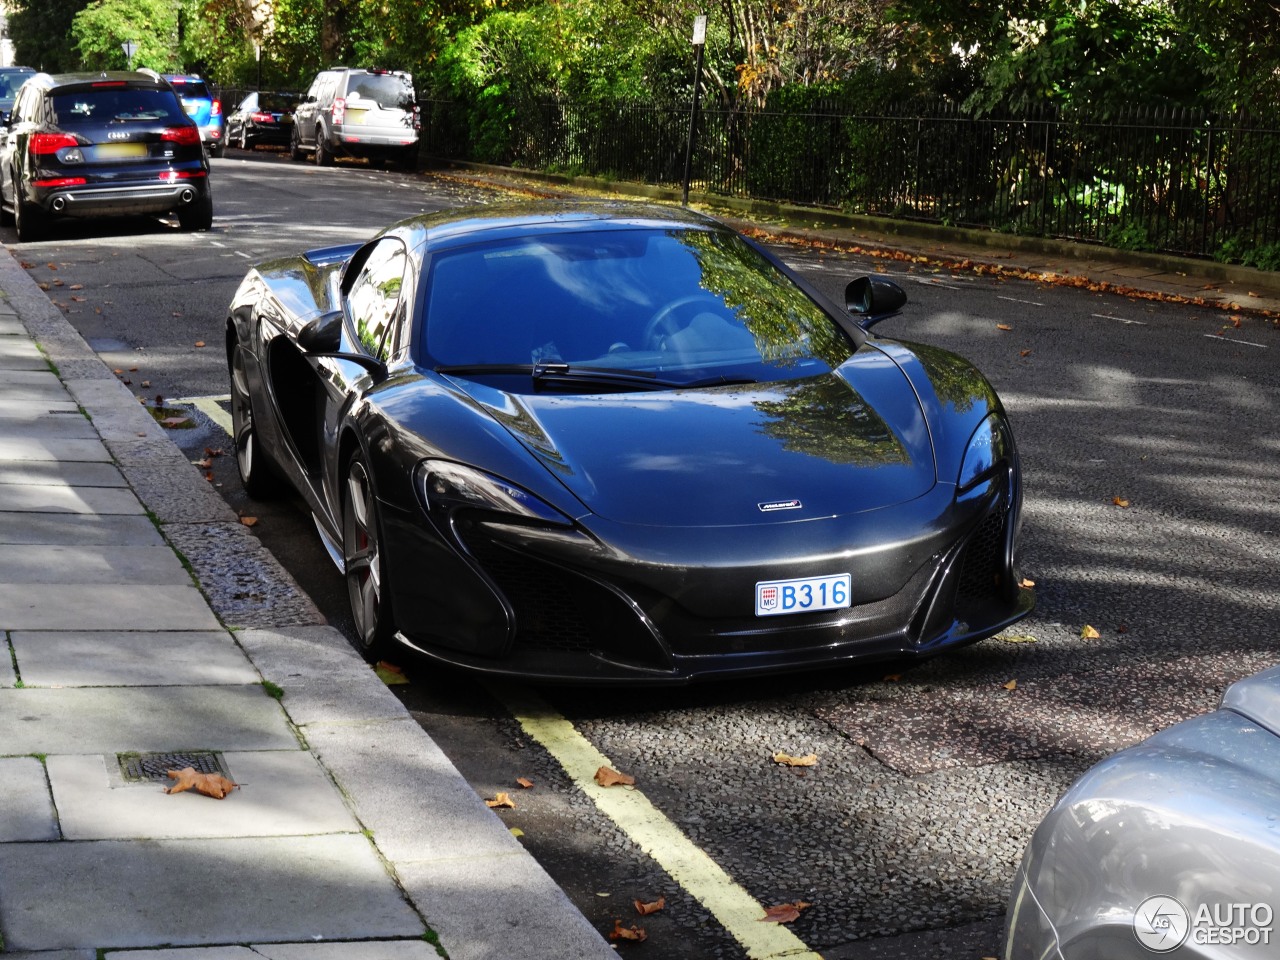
[118,751,227,783]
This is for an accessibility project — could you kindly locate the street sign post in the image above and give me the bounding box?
[121,41,137,70]
[681,15,708,206]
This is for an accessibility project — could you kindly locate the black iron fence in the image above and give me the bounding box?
[422,98,1280,263]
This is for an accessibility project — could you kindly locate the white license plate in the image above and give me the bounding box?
[755,573,851,617]
[94,143,147,159]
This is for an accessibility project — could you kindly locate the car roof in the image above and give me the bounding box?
[27,71,173,93]
[392,201,728,256]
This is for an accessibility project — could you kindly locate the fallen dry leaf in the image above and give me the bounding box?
[1019,349,1032,357]
[883,673,902,682]
[1081,624,1101,639]
[69,283,83,290]
[1003,678,1018,690]
[760,901,812,923]
[1112,496,1130,508]
[164,766,239,799]
[996,323,1013,331]
[1000,633,1038,644]
[46,262,57,270]
[595,766,636,787]
[239,516,258,527]
[609,920,647,941]
[1020,577,1036,588]
[194,340,205,347]
[516,777,535,789]
[159,416,190,427]
[772,752,818,767]
[485,792,516,809]
[635,897,665,916]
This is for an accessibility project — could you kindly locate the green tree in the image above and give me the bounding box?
[178,0,259,86]
[7,0,92,72]
[71,0,182,72]
[964,0,1210,115]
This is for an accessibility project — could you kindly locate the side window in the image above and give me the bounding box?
[14,87,36,124]
[345,238,409,362]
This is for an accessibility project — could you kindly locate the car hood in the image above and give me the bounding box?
[453,349,937,526]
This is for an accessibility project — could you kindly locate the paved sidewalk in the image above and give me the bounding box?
[0,246,615,959]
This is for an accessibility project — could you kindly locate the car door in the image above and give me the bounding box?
[1,84,39,208]
[316,236,413,528]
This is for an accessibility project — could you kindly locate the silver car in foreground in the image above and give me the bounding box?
[1005,664,1280,959]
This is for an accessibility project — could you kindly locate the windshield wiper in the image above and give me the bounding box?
[435,362,755,392]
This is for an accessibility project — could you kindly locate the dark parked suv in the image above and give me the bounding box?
[0,71,212,241]
[290,67,419,168]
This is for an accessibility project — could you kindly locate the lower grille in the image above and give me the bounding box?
[957,510,1006,600]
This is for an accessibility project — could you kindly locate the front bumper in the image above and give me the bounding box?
[386,471,1032,683]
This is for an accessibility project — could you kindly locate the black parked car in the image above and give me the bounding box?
[226,91,295,151]
[0,71,212,242]
[226,201,1033,682]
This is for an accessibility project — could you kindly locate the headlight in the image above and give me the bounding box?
[957,414,1011,492]
[415,460,573,527]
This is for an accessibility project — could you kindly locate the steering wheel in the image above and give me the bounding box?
[642,293,725,350]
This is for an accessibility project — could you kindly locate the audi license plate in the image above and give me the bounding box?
[755,573,851,617]
[95,143,146,159]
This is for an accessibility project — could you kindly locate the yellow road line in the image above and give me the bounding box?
[185,396,232,433]
[491,683,823,960]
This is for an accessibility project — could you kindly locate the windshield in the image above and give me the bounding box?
[52,88,183,124]
[256,93,293,113]
[423,226,855,392]
[168,79,211,100]
[346,74,415,110]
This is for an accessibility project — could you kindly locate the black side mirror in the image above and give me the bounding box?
[845,275,908,331]
[298,309,387,380]
[298,310,343,352]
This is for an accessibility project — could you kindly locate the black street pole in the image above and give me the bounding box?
[681,20,706,206]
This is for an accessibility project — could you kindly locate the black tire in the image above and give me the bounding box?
[343,451,396,661]
[239,127,253,151]
[178,191,213,232]
[229,340,284,499]
[209,142,224,159]
[314,125,334,167]
[14,194,45,242]
[367,155,384,169]
[397,145,419,172]
[289,125,305,161]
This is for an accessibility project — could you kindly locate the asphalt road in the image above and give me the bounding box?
[7,149,1280,959]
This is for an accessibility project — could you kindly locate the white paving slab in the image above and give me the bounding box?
[0,369,68,401]
[0,583,221,630]
[105,947,442,960]
[12,630,256,687]
[0,545,190,585]
[0,834,425,950]
[0,756,59,841]
[0,483,144,514]
[0,437,112,461]
[0,337,45,368]
[0,416,102,440]
[49,751,361,839]
[0,399,82,418]
[0,686,298,755]
[0,513,164,546]
[0,460,126,486]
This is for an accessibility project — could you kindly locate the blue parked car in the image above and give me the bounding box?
[162,74,225,157]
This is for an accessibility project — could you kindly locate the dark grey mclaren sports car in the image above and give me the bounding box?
[226,201,1033,682]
